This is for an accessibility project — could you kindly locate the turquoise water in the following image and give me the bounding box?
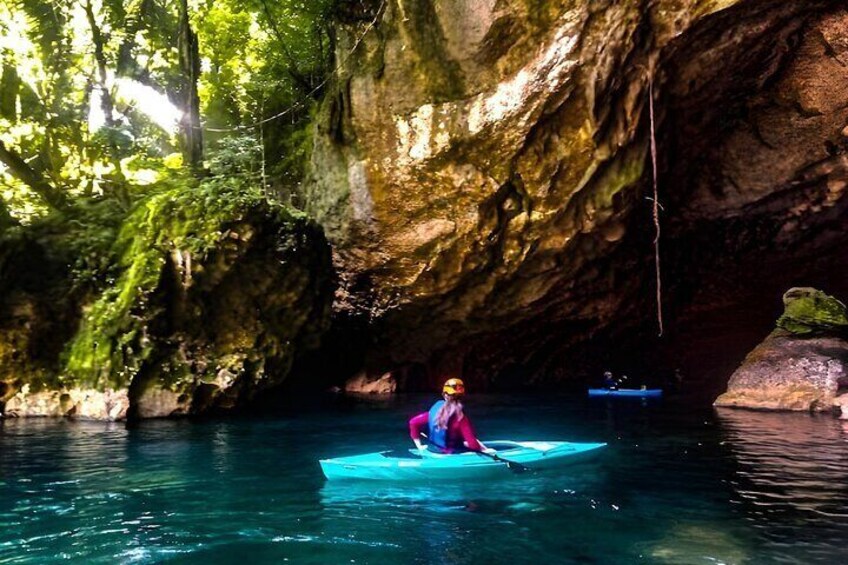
[2,395,848,564]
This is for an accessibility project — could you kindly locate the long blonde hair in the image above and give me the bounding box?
[435,394,464,430]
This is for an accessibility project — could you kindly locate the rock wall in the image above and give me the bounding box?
[305,0,848,388]
[0,185,334,420]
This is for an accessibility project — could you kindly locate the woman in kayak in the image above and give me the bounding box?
[408,378,491,454]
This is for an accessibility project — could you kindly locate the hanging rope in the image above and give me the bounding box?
[199,0,386,134]
[648,77,663,337]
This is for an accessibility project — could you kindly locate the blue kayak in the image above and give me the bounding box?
[588,388,663,398]
[320,440,606,481]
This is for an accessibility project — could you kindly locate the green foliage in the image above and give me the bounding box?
[44,198,126,284]
[274,120,314,189]
[1,0,339,221]
[777,288,848,336]
[0,0,341,396]
[207,135,263,177]
[195,0,338,192]
[62,176,302,390]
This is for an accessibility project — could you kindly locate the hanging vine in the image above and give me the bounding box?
[648,77,664,336]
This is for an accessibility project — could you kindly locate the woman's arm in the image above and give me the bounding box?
[457,416,483,452]
[408,412,428,449]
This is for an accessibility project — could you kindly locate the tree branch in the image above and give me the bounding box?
[84,0,115,128]
[0,196,19,230]
[0,140,69,211]
[116,0,153,76]
[83,0,129,201]
[258,0,321,93]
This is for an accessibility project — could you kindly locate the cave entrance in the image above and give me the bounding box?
[644,2,848,397]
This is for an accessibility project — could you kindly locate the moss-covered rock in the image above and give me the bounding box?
[715,289,848,415]
[776,287,848,336]
[0,181,334,419]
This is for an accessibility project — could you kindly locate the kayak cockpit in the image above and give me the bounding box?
[380,449,425,459]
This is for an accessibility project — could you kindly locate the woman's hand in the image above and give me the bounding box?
[413,438,425,451]
[475,441,496,455]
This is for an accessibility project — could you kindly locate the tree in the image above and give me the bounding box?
[1,0,341,220]
[178,0,203,172]
[83,0,129,203]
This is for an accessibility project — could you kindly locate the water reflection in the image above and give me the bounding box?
[318,468,613,564]
[718,409,848,515]
[717,408,848,561]
[4,401,848,563]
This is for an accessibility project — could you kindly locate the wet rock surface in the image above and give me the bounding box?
[305,0,848,387]
[344,371,397,395]
[4,387,129,420]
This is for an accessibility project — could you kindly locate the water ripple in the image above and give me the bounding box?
[1,399,848,563]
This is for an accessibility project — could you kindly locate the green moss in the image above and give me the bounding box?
[398,0,466,102]
[777,287,848,336]
[593,145,647,210]
[62,177,304,390]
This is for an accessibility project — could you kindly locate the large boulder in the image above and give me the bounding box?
[344,370,397,394]
[714,288,848,414]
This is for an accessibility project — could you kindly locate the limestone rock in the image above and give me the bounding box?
[305,0,848,382]
[4,385,128,420]
[133,386,190,419]
[344,371,397,394]
[69,389,130,420]
[714,333,848,412]
[4,387,69,418]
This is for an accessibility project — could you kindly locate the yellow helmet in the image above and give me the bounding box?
[442,378,466,397]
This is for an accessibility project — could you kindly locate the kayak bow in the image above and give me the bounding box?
[319,440,606,481]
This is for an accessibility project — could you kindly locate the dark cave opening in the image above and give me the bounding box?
[461,0,848,399]
[606,0,848,398]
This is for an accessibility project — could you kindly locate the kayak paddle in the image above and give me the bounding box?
[419,433,529,474]
[478,449,530,474]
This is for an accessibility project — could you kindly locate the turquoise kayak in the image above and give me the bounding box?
[588,388,663,398]
[320,440,607,481]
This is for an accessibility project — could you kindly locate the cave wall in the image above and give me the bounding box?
[303,0,847,391]
[653,4,848,396]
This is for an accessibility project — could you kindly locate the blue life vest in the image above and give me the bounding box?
[427,400,448,449]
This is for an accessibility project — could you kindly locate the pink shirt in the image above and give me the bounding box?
[408,411,482,453]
